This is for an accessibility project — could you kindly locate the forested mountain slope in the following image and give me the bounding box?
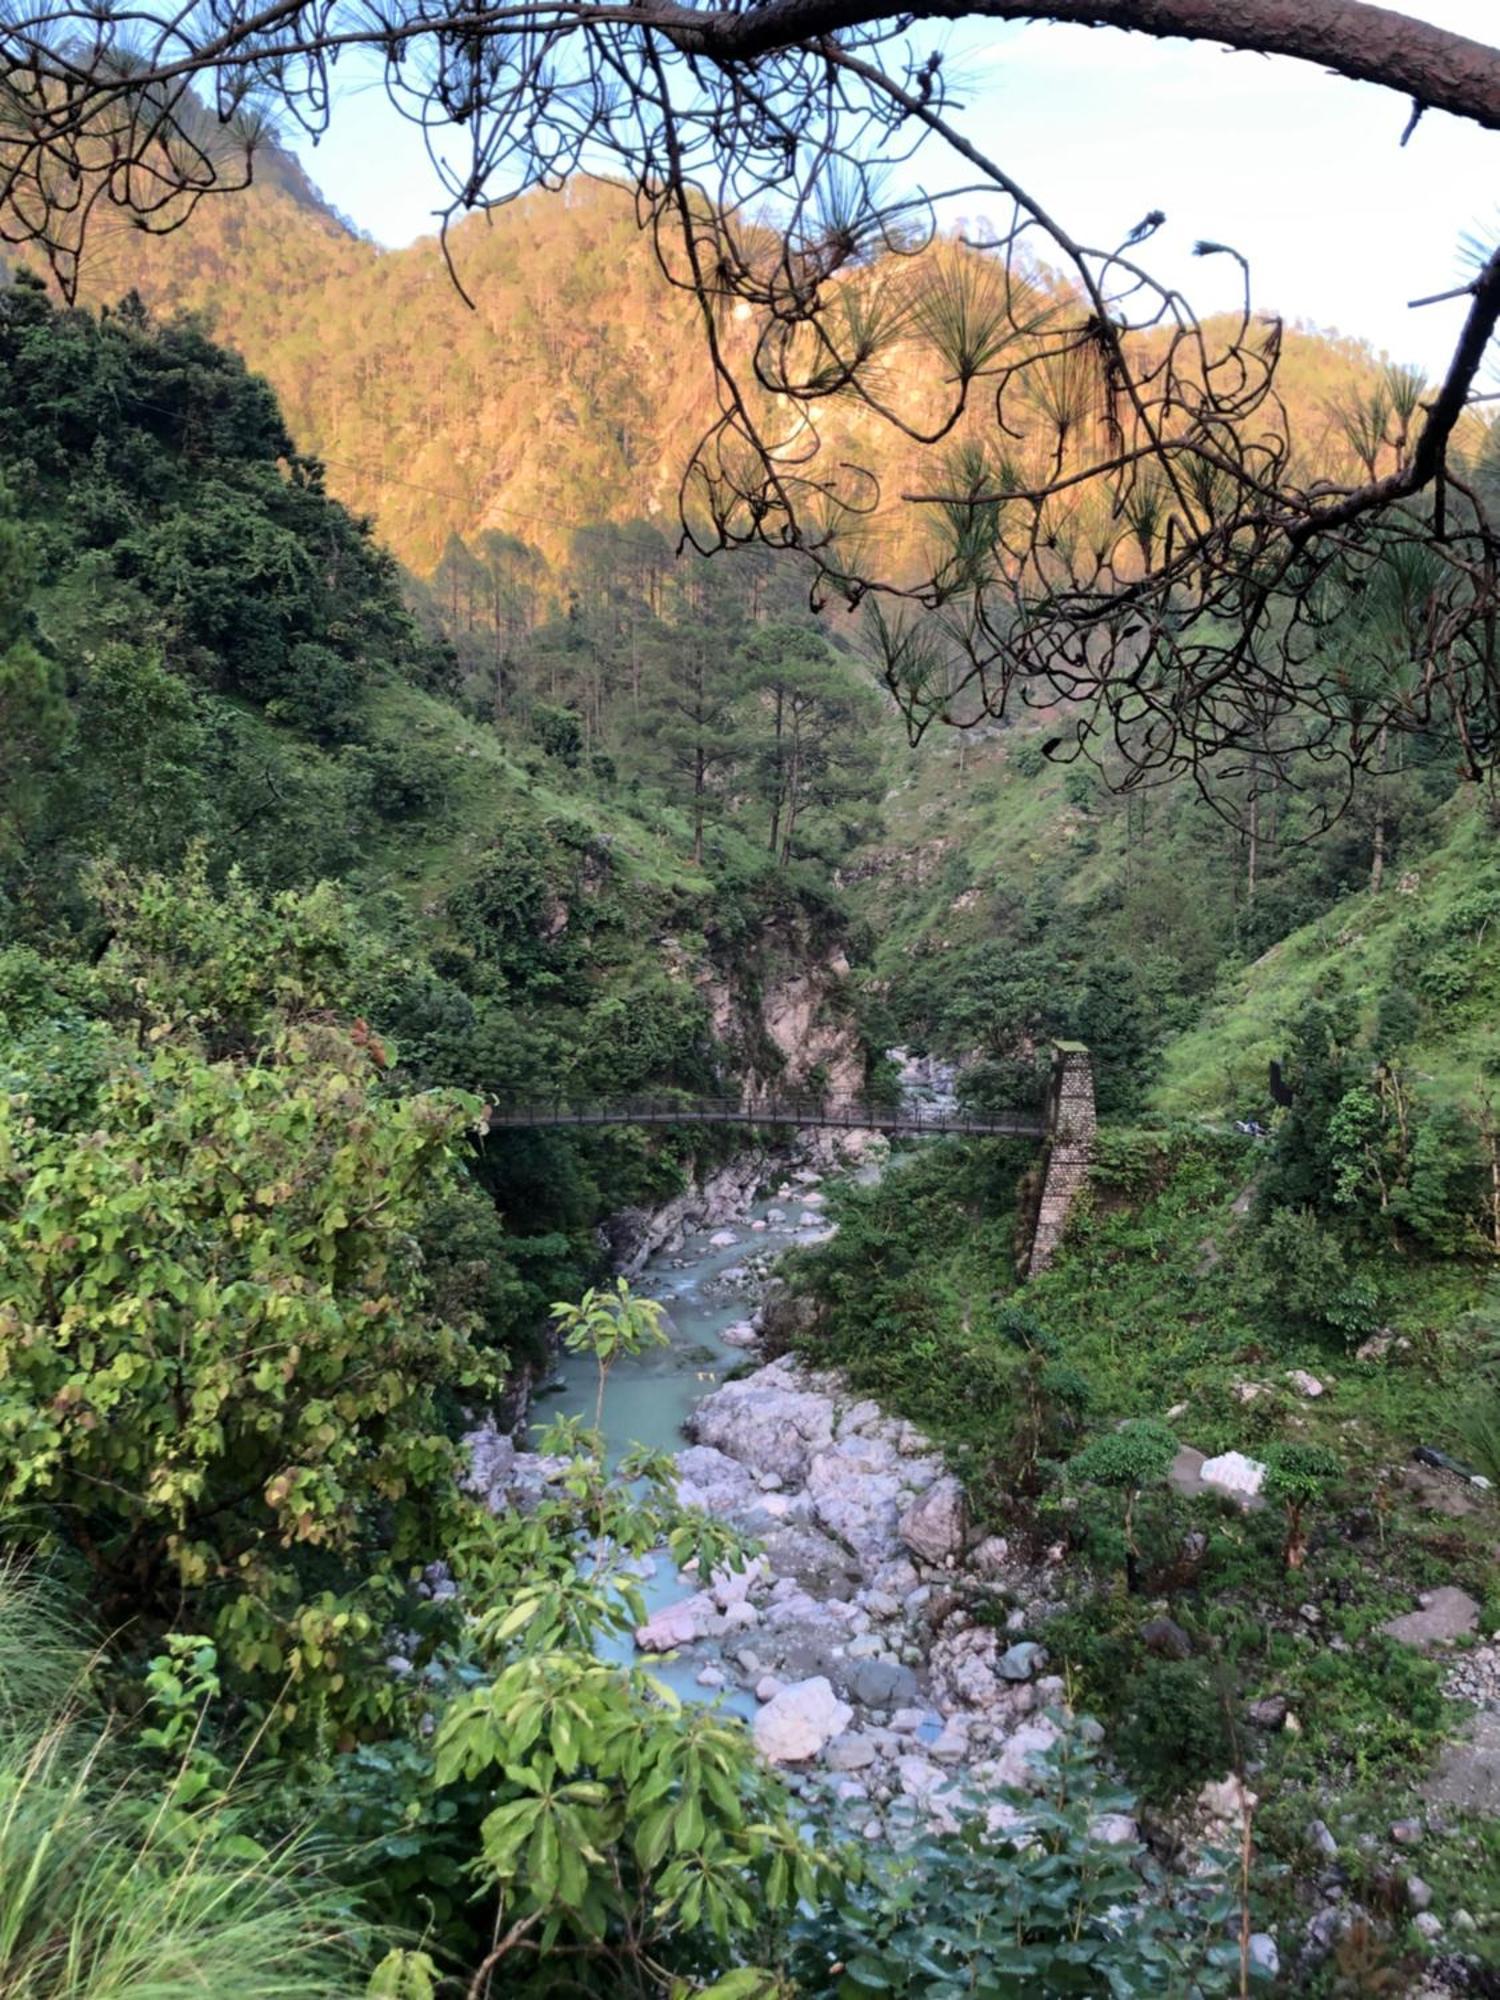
[58,162,1404,575]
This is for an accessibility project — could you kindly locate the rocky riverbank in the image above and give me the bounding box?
[665,1351,1081,1841]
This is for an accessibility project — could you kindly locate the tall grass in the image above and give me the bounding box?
[0,1566,372,1999]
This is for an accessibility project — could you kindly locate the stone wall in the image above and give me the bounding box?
[1026,1043,1097,1277]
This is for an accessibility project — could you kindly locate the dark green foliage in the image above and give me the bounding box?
[1069,1419,1179,1494]
[1263,1440,1342,1568]
[1252,1207,1380,1344]
[1114,1658,1240,1801]
[265,640,365,741]
[895,932,1155,1115]
[446,817,555,981]
[344,733,451,820]
[571,985,716,1093]
[1259,999,1489,1256]
[533,701,583,766]
[790,1725,1242,1996]
[786,1142,1033,1444]
[1389,1101,1484,1252]
[0,279,451,917]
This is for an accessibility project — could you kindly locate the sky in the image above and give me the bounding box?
[290,0,1498,376]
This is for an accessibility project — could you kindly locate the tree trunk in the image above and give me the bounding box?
[1370,722,1389,892]
[1246,782,1259,907]
[767,686,785,857]
[1284,1504,1308,1571]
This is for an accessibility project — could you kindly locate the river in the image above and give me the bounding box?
[529,1161,844,1715]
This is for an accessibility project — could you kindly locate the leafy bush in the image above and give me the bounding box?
[446,818,556,982]
[1114,1658,1240,1803]
[89,855,382,1054]
[1262,1441,1342,1570]
[1069,1419,1178,1589]
[569,984,716,1094]
[790,1722,1243,1996]
[352,1285,834,1995]
[532,701,584,766]
[1251,1207,1379,1344]
[345,737,450,821]
[0,1024,493,1737]
[265,640,366,743]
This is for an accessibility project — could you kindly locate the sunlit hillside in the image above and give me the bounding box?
[56,157,1409,576]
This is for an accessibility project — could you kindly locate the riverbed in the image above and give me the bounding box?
[508,1134,1080,1837]
[533,1173,835,1472]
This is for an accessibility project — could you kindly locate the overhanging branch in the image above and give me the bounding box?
[685,0,1500,131]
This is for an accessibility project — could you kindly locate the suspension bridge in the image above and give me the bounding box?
[481,1043,1097,1276]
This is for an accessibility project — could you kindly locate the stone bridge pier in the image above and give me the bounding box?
[1025,1041,1097,1277]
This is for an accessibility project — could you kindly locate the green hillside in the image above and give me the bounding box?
[0,272,874,1366]
[1158,797,1500,1119]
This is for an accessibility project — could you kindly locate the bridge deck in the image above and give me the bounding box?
[483,1096,1046,1139]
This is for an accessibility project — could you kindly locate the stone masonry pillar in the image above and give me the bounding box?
[1026,1042,1097,1277]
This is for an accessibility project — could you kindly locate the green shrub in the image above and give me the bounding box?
[446,818,555,982]
[1114,1657,1240,1802]
[1251,1207,1379,1344]
[1069,1419,1178,1589]
[345,737,450,821]
[0,1024,493,1738]
[532,702,583,766]
[1262,1441,1342,1570]
[265,641,365,743]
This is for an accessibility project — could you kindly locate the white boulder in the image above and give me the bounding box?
[1286,1369,1325,1398]
[752,1676,853,1764]
[1199,1450,1268,1504]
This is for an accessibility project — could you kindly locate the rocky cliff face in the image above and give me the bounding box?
[698,920,866,1099]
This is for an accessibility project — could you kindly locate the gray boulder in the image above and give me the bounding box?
[1380,1587,1480,1650]
[687,1358,836,1486]
[825,1731,878,1771]
[897,1474,968,1565]
[846,1658,920,1708]
[807,1436,906,1569]
[673,1444,762,1522]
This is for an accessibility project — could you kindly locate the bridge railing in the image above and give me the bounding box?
[481,1094,1047,1138]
